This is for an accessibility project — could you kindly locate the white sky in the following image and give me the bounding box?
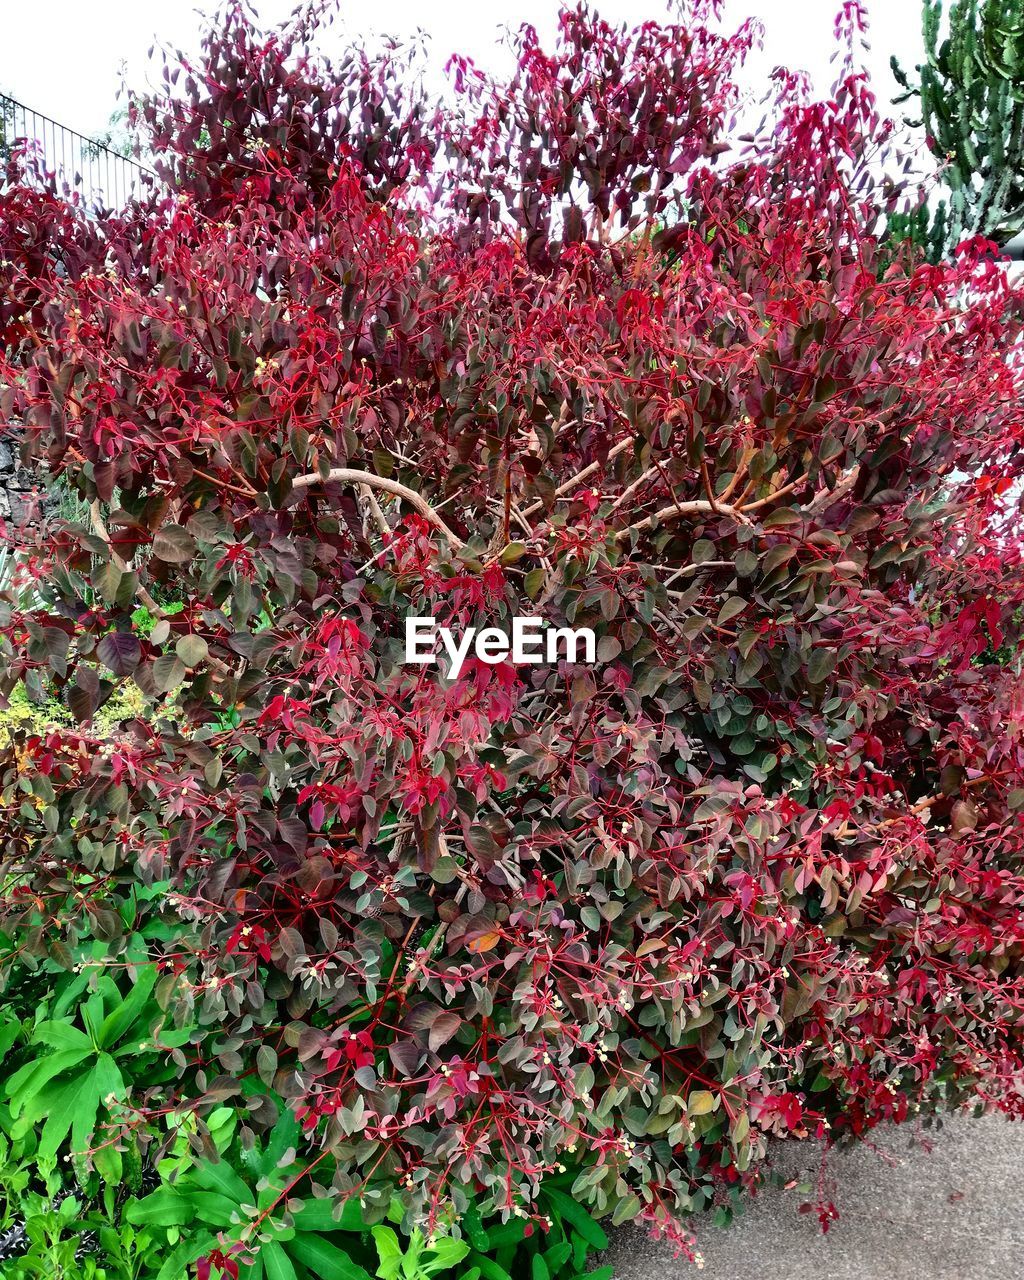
[2,1,925,144]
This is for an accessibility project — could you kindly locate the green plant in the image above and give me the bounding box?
[369,1227,468,1280]
[0,1167,160,1280]
[126,1109,373,1280]
[892,0,1024,257]
[1,1192,90,1280]
[126,1105,612,1280]
[461,1180,613,1280]
[0,680,74,745]
[4,962,189,1181]
[0,1195,157,1280]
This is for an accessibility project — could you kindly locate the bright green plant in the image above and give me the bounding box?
[0,1126,35,1227]
[369,1227,469,1280]
[0,1162,160,1280]
[1,1194,158,1280]
[0,677,152,748]
[1,1192,89,1280]
[85,1219,158,1280]
[126,1104,613,1280]
[4,963,189,1181]
[126,1109,373,1280]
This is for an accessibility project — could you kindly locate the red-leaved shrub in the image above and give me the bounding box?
[3,0,1024,1257]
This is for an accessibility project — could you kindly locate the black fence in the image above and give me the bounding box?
[0,93,155,209]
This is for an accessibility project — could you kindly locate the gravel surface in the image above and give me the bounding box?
[604,1115,1024,1280]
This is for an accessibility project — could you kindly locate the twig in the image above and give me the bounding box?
[291,467,464,549]
[832,777,987,842]
[608,466,657,514]
[699,460,721,513]
[662,560,735,588]
[618,497,753,541]
[521,437,634,517]
[805,466,861,518]
[361,485,391,537]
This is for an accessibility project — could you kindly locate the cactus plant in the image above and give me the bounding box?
[892,0,1024,258]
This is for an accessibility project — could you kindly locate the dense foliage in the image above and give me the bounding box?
[2,0,1024,1273]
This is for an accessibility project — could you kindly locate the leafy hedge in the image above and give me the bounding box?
[2,0,1024,1274]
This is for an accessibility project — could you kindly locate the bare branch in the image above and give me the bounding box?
[521,437,634,517]
[607,465,657,514]
[618,497,753,541]
[291,468,464,549]
[361,485,391,537]
[804,465,861,517]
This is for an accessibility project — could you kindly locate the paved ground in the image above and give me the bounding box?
[605,1115,1024,1280]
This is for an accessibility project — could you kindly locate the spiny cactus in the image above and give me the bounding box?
[892,0,1024,258]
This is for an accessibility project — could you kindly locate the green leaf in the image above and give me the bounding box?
[125,1189,193,1228]
[99,964,158,1048]
[6,1048,93,1113]
[32,1021,92,1052]
[261,1109,302,1175]
[153,654,187,693]
[176,634,209,668]
[686,1089,717,1116]
[290,1233,374,1280]
[0,1016,22,1057]
[146,1026,193,1050]
[70,1065,101,1155]
[154,1233,213,1280]
[191,1157,253,1205]
[152,524,197,564]
[93,1051,124,1105]
[543,1242,572,1273]
[610,1193,641,1227]
[807,648,836,685]
[94,1139,123,1184]
[467,1255,513,1280]
[543,1190,608,1251]
[691,538,716,563]
[82,989,111,1042]
[292,1196,363,1233]
[262,1240,299,1280]
[427,1238,470,1273]
[499,541,527,565]
[482,1221,527,1250]
[371,1225,404,1280]
[174,1189,239,1226]
[37,1070,94,1159]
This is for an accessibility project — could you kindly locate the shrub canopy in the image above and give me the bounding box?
[2,0,1024,1258]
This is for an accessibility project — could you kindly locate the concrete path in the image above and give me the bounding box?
[605,1115,1024,1280]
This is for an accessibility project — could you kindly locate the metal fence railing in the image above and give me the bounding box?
[0,93,155,209]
